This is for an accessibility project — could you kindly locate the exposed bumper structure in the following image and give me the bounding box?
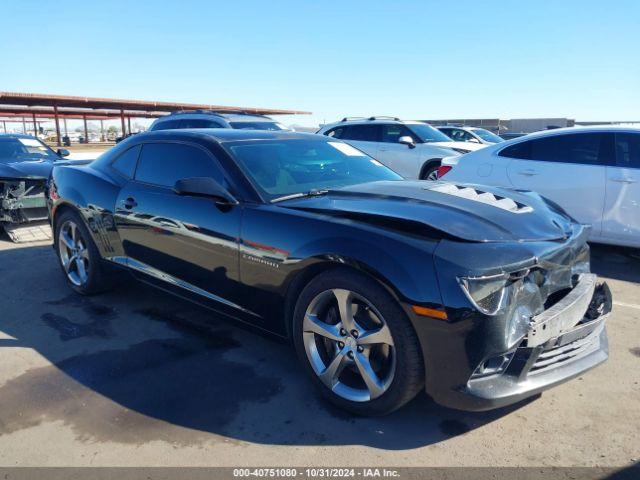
[0,178,49,241]
[424,275,611,411]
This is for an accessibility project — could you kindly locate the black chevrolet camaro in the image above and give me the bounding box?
[48,129,611,415]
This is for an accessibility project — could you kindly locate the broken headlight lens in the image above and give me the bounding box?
[458,273,510,316]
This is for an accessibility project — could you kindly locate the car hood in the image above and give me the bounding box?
[0,158,54,180]
[278,180,575,243]
[430,141,486,152]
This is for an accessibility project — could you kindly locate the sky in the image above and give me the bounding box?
[1,0,639,129]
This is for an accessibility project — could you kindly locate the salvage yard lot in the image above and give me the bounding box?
[0,237,638,467]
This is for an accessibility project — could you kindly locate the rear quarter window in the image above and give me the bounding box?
[499,141,531,159]
[110,145,141,178]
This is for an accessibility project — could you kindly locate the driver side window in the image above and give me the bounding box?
[380,124,417,143]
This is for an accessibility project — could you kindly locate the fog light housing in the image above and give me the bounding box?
[471,352,515,379]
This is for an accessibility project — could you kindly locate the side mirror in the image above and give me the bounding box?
[468,138,481,144]
[174,177,238,205]
[57,148,70,157]
[398,136,416,148]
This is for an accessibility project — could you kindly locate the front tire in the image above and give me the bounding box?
[54,210,113,295]
[293,268,425,416]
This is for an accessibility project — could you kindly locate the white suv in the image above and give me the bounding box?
[317,117,484,179]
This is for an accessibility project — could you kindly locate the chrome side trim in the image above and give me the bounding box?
[106,255,260,318]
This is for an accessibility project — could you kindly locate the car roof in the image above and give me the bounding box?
[133,128,323,143]
[0,133,38,139]
[321,118,427,129]
[436,125,485,131]
[153,111,276,123]
[513,125,640,140]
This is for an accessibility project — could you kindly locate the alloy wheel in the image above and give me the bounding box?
[303,288,396,402]
[58,220,90,287]
[426,170,439,181]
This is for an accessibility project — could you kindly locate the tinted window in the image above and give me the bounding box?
[180,119,224,128]
[341,125,380,142]
[614,133,640,168]
[0,138,58,162]
[530,133,606,165]
[408,123,452,143]
[448,129,473,142]
[471,128,504,143]
[325,127,345,139]
[150,120,181,131]
[229,121,286,131]
[380,124,418,143]
[500,133,610,165]
[135,143,225,188]
[499,141,532,159]
[111,145,140,178]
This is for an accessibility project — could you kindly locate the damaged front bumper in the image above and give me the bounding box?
[460,275,611,410]
[0,178,48,225]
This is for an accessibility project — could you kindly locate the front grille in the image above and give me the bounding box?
[528,330,600,375]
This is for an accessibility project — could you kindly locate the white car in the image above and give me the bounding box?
[439,126,640,248]
[317,117,484,180]
[436,125,505,145]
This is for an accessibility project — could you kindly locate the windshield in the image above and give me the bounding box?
[405,123,453,143]
[226,139,402,200]
[0,138,58,163]
[229,121,288,131]
[471,128,504,143]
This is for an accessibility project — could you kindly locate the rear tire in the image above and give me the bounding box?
[293,268,425,416]
[54,209,113,295]
[420,162,440,181]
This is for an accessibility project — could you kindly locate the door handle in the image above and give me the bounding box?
[517,170,539,176]
[122,197,138,209]
[611,178,637,184]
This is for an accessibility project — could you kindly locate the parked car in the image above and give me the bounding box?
[439,126,640,248]
[437,125,504,145]
[149,110,289,132]
[0,134,70,241]
[48,129,611,415]
[317,117,485,180]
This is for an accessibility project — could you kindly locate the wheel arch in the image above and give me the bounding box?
[282,256,415,342]
[419,158,442,179]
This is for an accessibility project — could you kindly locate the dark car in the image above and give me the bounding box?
[0,134,70,241]
[47,129,611,415]
[149,110,289,132]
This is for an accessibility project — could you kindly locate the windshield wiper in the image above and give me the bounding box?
[271,189,329,203]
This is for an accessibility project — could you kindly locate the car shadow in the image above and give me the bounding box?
[590,243,640,283]
[0,243,533,449]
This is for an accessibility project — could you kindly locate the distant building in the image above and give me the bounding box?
[421,117,640,134]
[421,118,575,134]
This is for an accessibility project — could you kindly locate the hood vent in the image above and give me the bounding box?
[427,183,533,214]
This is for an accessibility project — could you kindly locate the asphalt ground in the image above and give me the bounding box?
[0,234,638,468]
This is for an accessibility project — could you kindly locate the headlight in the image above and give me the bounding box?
[459,269,531,316]
[458,273,510,316]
